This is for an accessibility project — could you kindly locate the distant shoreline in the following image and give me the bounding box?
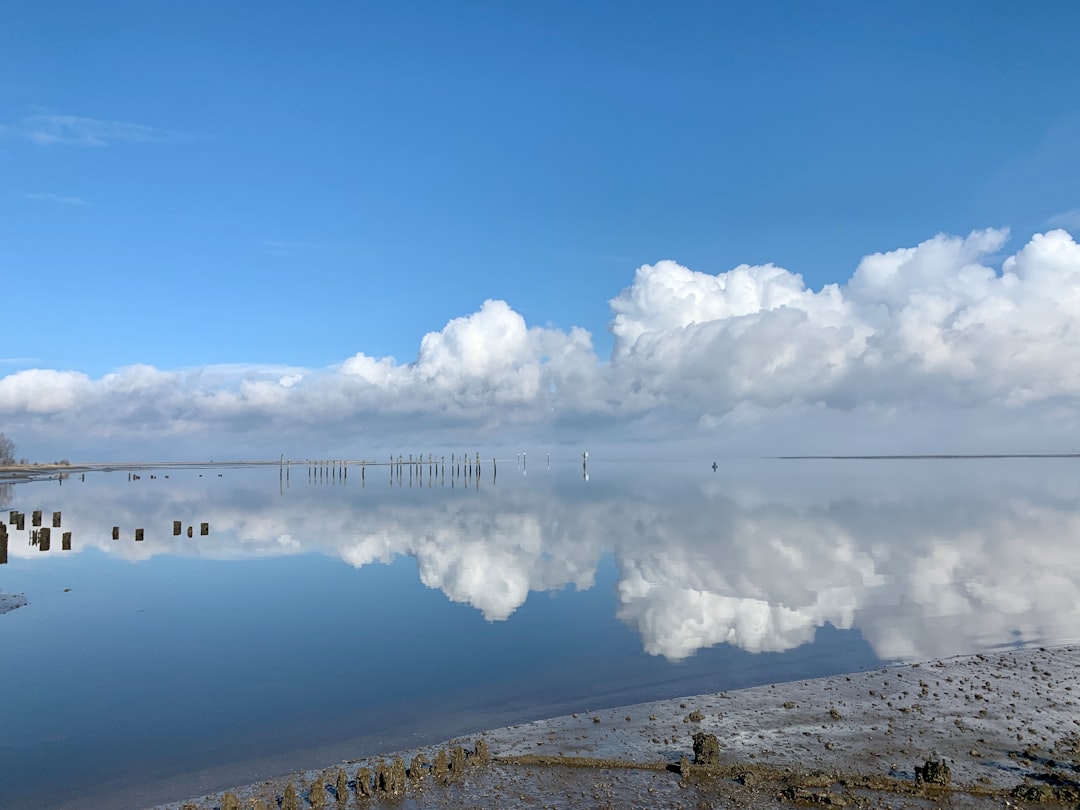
[3,452,1079,483]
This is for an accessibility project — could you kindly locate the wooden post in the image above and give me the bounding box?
[112,526,120,540]
[173,521,182,536]
[200,522,209,536]
[0,530,7,564]
[135,528,144,542]
[39,527,51,551]
[62,531,71,550]
[52,511,62,527]
[356,767,372,798]
[32,510,42,527]
[187,526,193,538]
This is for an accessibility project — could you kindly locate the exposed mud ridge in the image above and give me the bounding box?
[153,644,1080,810]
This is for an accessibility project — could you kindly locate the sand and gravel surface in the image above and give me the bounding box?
[0,590,28,614]
[152,644,1080,809]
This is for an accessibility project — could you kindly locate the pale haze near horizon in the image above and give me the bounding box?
[2,2,1079,461]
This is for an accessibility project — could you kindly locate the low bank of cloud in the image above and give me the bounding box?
[3,227,1079,458]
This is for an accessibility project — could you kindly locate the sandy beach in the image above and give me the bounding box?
[146,644,1080,809]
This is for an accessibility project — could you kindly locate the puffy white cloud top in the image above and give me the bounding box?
[4,227,1080,457]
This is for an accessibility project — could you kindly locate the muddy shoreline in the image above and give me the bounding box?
[147,644,1080,809]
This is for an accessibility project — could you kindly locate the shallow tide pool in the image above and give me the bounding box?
[2,456,1078,808]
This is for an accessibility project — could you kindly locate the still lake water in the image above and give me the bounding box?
[2,456,1079,808]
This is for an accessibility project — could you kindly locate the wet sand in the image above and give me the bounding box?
[152,644,1080,809]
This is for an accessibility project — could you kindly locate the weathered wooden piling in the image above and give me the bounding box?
[281,782,298,810]
[8,511,16,523]
[474,737,490,763]
[32,510,42,527]
[15,513,24,531]
[173,521,182,536]
[450,745,466,776]
[334,767,348,804]
[187,526,193,538]
[39,527,51,551]
[356,767,372,798]
[200,522,209,536]
[408,753,428,783]
[112,526,119,540]
[52,511,61,527]
[374,761,390,794]
[308,776,326,808]
[135,528,144,542]
[1,530,8,564]
[433,749,449,783]
[62,531,71,551]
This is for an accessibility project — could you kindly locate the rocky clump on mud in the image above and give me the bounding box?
[1011,780,1080,804]
[914,757,950,785]
[692,731,721,766]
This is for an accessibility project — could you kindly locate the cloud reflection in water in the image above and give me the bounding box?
[9,458,1080,663]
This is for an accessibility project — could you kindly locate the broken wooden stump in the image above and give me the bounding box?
[450,746,466,777]
[473,738,490,763]
[334,767,347,806]
[281,782,297,810]
[432,748,449,783]
[356,766,372,798]
[308,776,326,808]
[408,753,428,784]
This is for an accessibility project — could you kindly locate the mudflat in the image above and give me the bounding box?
[153,644,1080,809]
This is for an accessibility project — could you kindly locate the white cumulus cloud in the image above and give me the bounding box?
[4,227,1080,458]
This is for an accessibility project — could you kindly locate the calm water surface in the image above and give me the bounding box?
[2,457,1078,808]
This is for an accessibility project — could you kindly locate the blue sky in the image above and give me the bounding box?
[2,1,1080,460]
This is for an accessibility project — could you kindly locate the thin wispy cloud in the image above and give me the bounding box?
[1048,209,1080,231]
[2,112,169,147]
[25,192,87,206]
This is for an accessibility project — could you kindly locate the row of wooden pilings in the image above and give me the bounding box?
[298,453,498,487]
[3,511,72,561]
[211,739,489,810]
[0,510,211,563]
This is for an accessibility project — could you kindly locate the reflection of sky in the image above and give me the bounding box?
[3,459,1080,808]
